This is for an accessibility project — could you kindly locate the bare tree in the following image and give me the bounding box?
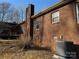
[0,2,10,21]
[5,8,21,23]
[0,2,21,23]
[20,9,24,22]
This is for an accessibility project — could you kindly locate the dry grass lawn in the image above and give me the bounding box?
[0,50,53,59]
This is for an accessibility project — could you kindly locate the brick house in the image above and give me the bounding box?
[19,0,79,51]
[21,0,79,49]
[0,0,79,55]
[0,0,78,57]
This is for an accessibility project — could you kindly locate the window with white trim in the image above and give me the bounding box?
[52,11,60,23]
[76,3,79,23]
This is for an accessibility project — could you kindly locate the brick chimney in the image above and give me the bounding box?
[26,4,34,41]
[26,4,34,20]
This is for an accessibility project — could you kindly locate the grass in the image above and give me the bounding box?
[0,50,53,59]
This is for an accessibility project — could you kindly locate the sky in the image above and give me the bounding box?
[0,0,60,14]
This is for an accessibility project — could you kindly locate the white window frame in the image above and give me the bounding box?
[52,11,60,24]
[76,3,79,23]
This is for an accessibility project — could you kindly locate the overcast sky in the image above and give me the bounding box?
[0,0,60,13]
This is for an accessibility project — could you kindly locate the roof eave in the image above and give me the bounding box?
[31,0,76,19]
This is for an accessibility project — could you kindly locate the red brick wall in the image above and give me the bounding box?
[33,16,43,46]
[32,2,79,52]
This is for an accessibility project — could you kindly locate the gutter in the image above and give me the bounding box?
[31,0,76,19]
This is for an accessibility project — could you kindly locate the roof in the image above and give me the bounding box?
[0,22,18,28]
[31,0,76,19]
[19,21,26,25]
[19,0,76,25]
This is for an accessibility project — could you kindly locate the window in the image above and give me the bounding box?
[36,24,40,30]
[52,11,60,23]
[34,21,40,31]
[76,3,79,23]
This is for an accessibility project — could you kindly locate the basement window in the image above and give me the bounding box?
[52,11,60,24]
[34,21,40,31]
[76,3,79,23]
[36,24,40,30]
